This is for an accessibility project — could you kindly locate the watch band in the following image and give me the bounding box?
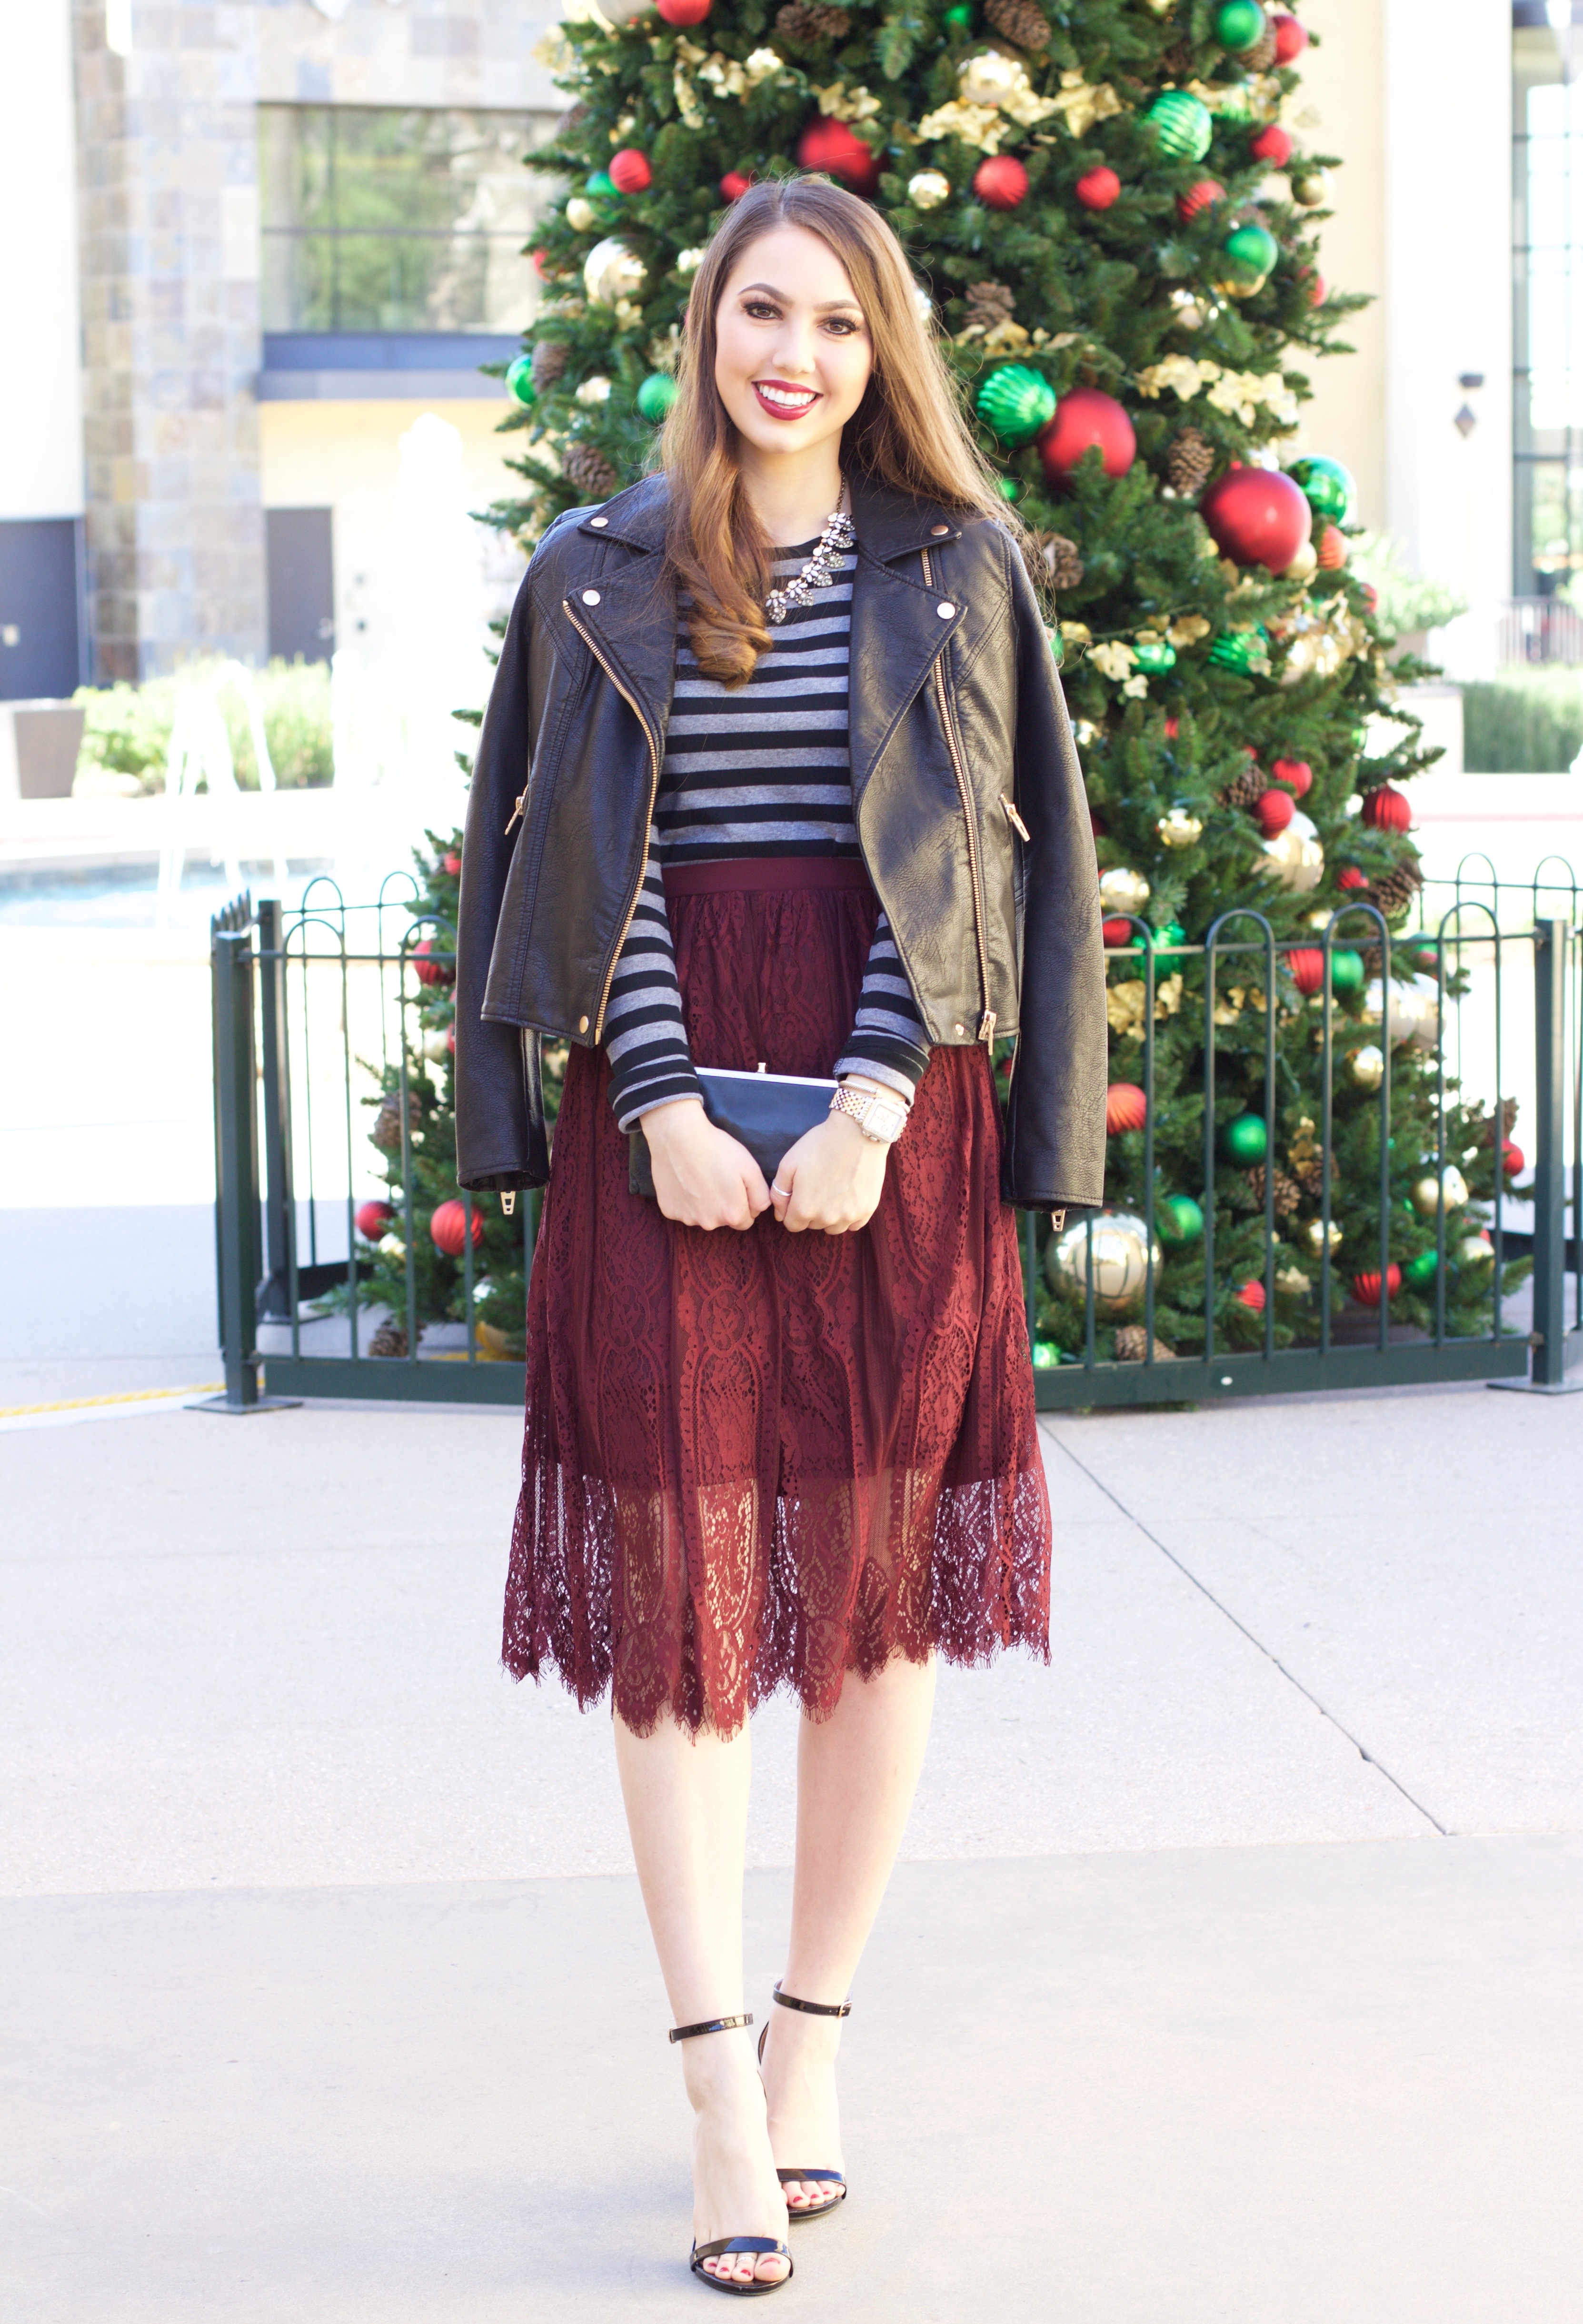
[830,1083,908,1145]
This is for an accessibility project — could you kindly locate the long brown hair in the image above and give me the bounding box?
[660,176,1014,685]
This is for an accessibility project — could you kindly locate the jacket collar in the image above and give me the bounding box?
[576,467,965,561]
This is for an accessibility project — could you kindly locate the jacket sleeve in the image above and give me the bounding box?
[1002,546,1108,1213]
[454,564,549,1194]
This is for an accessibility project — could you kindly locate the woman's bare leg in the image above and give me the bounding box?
[612,1710,789,2287]
[759,1653,938,2211]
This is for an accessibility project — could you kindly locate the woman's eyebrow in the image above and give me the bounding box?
[734,280,864,313]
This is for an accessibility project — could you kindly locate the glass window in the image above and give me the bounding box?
[259,106,560,334]
[1514,23,1583,594]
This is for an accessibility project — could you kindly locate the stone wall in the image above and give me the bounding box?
[71,0,560,680]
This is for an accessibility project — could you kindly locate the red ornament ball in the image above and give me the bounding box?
[1360,581,1380,613]
[1286,947,1324,997]
[355,1200,395,1241]
[412,937,454,987]
[1307,269,1326,307]
[797,117,880,194]
[1176,178,1225,221]
[1038,387,1136,481]
[1165,716,1180,739]
[974,154,1029,210]
[1105,1082,1148,1134]
[1200,463,1313,574]
[1270,756,1312,796]
[1102,916,1135,948]
[1075,166,1121,210]
[1336,865,1368,892]
[1234,1279,1267,1313]
[1255,787,1295,837]
[656,0,711,21]
[608,148,652,195]
[1249,124,1293,167]
[1362,784,1413,833]
[1351,1264,1402,1307]
[1503,1140,1525,1177]
[1271,10,1308,61]
[1316,523,1348,570]
[429,1197,485,1258]
[442,851,461,873]
[720,170,753,202]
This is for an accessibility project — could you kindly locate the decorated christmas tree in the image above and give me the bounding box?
[382,0,1523,1364]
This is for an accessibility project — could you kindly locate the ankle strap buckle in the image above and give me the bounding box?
[772,1984,852,2019]
[668,2012,754,2044]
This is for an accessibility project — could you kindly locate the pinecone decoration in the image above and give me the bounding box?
[1165,426,1214,496]
[985,0,1051,50]
[1115,1324,1176,1361]
[368,1318,409,1360]
[1244,25,1278,69]
[964,280,1015,333]
[1244,1166,1303,1217]
[1222,762,1267,810]
[369,1090,421,1154]
[774,2,852,45]
[563,440,619,500]
[531,340,568,394]
[1371,861,1423,920]
[1290,1158,1324,1199]
[1038,532,1085,590]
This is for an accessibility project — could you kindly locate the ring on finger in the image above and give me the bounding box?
[771,1182,791,1200]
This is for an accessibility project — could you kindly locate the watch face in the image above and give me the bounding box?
[870,1101,906,1141]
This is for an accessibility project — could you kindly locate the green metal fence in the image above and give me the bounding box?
[208,864,1583,1412]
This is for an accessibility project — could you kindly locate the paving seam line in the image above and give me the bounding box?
[1044,1425,1450,1837]
[0,1385,223,1418]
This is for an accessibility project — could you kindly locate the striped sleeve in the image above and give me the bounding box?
[602,829,702,1131]
[834,912,932,1102]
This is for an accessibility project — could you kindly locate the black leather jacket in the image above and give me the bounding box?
[455,469,1106,1212]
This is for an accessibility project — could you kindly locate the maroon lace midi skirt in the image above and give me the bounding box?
[503,860,1052,1736]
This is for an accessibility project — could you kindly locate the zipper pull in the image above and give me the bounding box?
[1000,794,1031,843]
[501,1191,517,1218]
[503,792,526,836]
[978,1009,997,1044]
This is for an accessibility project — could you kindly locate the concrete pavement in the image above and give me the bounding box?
[2,1382,1581,2319]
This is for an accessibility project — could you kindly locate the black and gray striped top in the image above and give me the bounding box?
[604,542,932,1130]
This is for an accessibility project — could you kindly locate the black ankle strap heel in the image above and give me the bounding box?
[757,1984,850,2223]
[670,2015,793,2297]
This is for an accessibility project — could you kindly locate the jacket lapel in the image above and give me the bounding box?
[847,476,965,802]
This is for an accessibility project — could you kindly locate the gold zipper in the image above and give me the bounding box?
[503,790,527,836]
[922,548,996,1045]
[1000,793,1031,843]
[563,596,662,1043]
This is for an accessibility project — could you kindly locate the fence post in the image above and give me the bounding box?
[257,897,292,1291]
[1493,916,1582,1395]
[193,911,300,1416]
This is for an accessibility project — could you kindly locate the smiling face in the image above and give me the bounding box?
[711,223,874,470]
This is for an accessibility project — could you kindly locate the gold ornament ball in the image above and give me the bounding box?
[1256,808,1324,893]
[1413,1165,1470,1216]
[566,196,597,233]
[908,169,952,211]
[1348,1043,1385,1092]
[1301,1217,1344,1256]
[1284,538,1318,583]
[1458,1233,1493,1265]
[1293,169,1331,207]
[583,236,647,308]
[1098,864,1152,914]
[1046,1211,1163,1319]
[959,50,1025,107]
[1156,806,1204,848]
[1364,976,1440,1050]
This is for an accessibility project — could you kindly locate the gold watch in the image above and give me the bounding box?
[830,1082,909,1145]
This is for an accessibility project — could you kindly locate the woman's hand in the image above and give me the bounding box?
[771,1109,889,1234]
[642,1097,771,1230]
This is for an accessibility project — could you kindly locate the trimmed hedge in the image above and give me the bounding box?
[1463,671,1583,773]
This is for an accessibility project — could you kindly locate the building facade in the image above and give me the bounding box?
[0,0,1567,698]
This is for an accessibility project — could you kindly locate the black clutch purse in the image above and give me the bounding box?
[629,1064,838,1201]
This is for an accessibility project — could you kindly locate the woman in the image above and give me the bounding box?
[457,176,1104,2294]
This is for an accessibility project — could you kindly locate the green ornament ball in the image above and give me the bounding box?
[1221,1112,1268,1165]
[1289,455,1357,527]
[1329,947,1365,993]
[997,475,1021,501]
[975,362,1057,446]
[1155,921,1187,950]
[1032,1339,1062,1368]
[1216,0,1267,52]
[1132,638,1177,675]
[1146,90,1213,163]
[1224,221,1279,276]
[636,370,678,422]
[585,170,616,198]
[504,354,536,407]
[1405,1248,1441,1284]
[1157,1193,1205,1245]
[943,3,974,22]
[1209,626,1269,675]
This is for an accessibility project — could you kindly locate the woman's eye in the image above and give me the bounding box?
[744,301,780,320]
[824,318,859,336]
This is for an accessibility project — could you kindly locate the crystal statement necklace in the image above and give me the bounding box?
[764,486,855,626]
